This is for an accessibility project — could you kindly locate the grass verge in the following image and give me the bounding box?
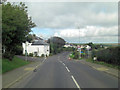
[86,58,120,70]
[2,56,30,74]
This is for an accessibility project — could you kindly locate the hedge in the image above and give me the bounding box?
[92,46,120,65]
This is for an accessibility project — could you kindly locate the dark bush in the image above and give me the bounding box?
[41,54,44,57]
[73,51,79,59]
[3,51,15,61]
[49,53,53,56]
[15,45,23,55]
[92,46,120,65]
[29,53,33,57]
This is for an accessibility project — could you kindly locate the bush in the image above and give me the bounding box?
[73,51,79,59]
[49,53,53,56]
[29,53,33,57]
[92,46,120,65]
[69,53,74,58]
[63,47,75,51]
[15,45,23,55]
[3,51,15,61]
[41,54,44,57]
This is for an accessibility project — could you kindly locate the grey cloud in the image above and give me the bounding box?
[26,2,117,29]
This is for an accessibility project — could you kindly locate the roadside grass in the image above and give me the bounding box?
[69,53,84,60]
[86,58,120,70]
[69,53,74,58]
[0,59,2,74]
[2,56,30,74]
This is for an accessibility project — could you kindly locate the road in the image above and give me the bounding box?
[11,51,118,89]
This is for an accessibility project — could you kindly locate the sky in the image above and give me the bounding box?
[25,2,118,43]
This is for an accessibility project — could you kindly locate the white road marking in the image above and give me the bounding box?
[71,75,80,89]
[42,59,46,63]
[65,67,70,72]
[59,61,64,64]
[62,63,65,66]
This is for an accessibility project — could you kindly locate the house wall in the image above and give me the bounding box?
[22,42,50,56]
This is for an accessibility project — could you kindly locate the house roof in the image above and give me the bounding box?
[32,40,49,45]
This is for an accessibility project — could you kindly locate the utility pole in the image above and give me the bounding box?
[78,25,81,59]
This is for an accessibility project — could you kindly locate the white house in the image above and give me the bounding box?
[64,44,71,48]
[22,40,50,57]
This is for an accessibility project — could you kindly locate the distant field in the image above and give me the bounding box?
[71,43,119,47]
[94,43,119,47]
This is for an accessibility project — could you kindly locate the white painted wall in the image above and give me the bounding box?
[22,42,50,56]
[64,44,71,48]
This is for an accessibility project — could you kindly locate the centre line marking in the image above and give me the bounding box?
[65,67,70,72]
[63,63,65,66]
[71,75,80,89]
[60,61,62,63]
[42,59,46,63]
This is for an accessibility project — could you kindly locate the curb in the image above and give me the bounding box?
[82,60,119,78]
[4,70,32,88]
[3,60,45,88]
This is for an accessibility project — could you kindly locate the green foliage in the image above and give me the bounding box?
[2,56,30,73]
[73,51,79,59]
[69,53,74,58]
[15,45,23,55]
[3,51,15,61]
[41,54,44,57]
[50,43,63,55]
[69,50,79,59]
[49,53,53,56]
[48,36,65,47]
[2,2,36,60]
[26,34,37,43]
[48,37,65,55]
[29,53,33,57]
[91,46,120,65]
[63,47,75,51]
[86,58,120,70]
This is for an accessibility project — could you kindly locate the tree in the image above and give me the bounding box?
[47,36,65,54]
[2,2,36,60]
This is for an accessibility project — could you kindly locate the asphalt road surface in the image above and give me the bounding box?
[11,51,118,89]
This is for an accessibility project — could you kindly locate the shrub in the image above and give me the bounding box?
[49,53,53,56]
[41,54,44,57]
[29,53,33,57]
[73,51,79,59]
[92,46,120,65]
[3,51,15,61]
[15,45,23,55]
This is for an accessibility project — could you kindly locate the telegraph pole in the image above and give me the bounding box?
[78,25,81,59]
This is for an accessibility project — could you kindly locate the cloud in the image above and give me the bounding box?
[53,26,118,43]
[26,2,117,28]
[54,26,118,37]
[24,2,118,43]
